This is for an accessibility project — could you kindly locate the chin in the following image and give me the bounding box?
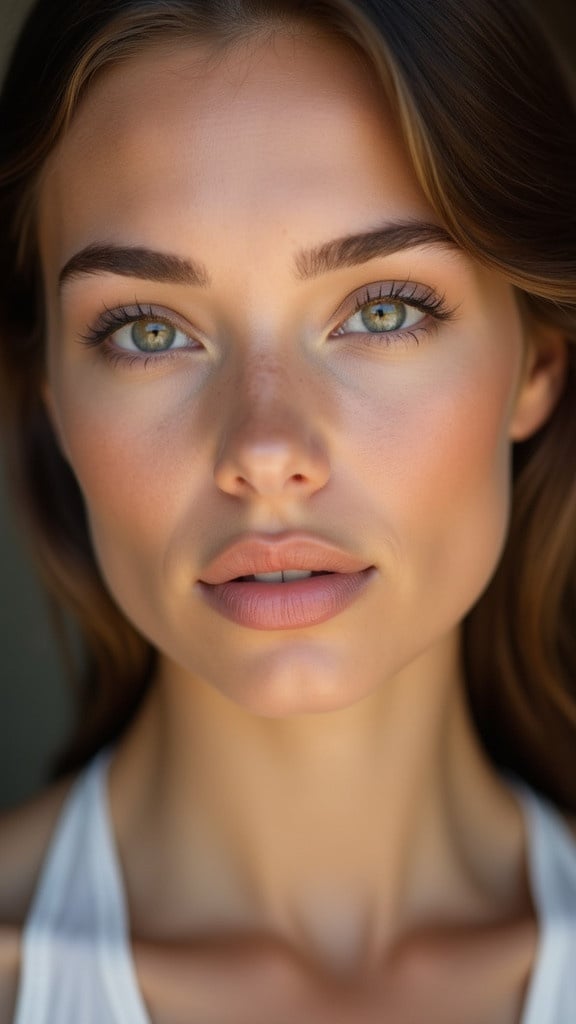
[187,643,375,719]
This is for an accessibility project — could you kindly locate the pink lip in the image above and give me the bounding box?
[197,532,375,630]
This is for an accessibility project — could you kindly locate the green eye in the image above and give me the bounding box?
[131,319,177,351]
[332,290,430,340]
[360,300,406,332]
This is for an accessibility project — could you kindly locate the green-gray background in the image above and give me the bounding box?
[1,0,575,810]
[1,0,72,809]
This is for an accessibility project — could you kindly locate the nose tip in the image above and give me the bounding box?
[213,422,330,500]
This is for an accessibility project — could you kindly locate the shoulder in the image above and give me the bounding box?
[516,785,576,920]
[0,773,78,925]
[0,767,90,1023]
[537,793,576,848]
[0,774,78,1020]
[0,925,20,1023]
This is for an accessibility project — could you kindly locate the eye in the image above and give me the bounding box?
[112,317,190,353]
[332,296,427,337]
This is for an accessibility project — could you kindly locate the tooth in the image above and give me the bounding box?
[249,570,315,583]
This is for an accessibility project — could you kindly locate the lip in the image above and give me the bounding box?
[197,532,375,630]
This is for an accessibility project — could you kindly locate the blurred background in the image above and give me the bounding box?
[0,0,72,808]
[0,0,575,809]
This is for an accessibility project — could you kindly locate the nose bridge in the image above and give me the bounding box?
[213,345,330,499]
[240,349,300,426]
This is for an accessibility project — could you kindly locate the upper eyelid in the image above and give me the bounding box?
[81,302,201,346]
[327,280,447,323]
[106,302,189,329]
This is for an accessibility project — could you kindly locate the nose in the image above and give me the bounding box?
[213,370,331,500]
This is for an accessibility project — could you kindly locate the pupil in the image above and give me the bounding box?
[132,319,176,351]
[361,300,405,332]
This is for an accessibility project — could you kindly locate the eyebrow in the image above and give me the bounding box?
[59,245,209,289]
[294,221,458,279]
[58,221,458,290]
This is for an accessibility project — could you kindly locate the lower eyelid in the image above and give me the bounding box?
[100,343,187,370]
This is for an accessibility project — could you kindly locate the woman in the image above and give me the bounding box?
[0,0,575,1020]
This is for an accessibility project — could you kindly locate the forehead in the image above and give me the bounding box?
[38,28,433,283]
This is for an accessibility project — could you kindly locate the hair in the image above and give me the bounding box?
[0,0,575,806]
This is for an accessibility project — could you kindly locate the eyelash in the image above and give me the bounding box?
[80,302,191,370]
[334,281,455,345]
[79,283,456,369]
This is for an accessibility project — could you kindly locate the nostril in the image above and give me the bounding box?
[214,441,330,499]
[233,475,251,489]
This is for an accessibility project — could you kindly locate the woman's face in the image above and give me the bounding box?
[40,28,531,715]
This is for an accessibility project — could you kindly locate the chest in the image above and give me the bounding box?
[132,923,537,1024]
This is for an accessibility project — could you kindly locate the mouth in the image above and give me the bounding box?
[197,531,375,629]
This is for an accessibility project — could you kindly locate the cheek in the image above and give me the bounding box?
[412,379,513,583]
[410,373,512,513]
[48,369,212,611]
[345,335,520,603]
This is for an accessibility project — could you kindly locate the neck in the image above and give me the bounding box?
[109,630,527,976]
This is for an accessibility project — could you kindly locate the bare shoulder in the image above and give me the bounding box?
[0,924,21,1023]
[0,773,78,925]
[0,774,78,1021]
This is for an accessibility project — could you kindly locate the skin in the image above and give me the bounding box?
[30,22,566,1022]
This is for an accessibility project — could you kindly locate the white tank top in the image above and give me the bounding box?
[11,746,576,1023]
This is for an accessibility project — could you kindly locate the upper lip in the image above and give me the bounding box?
[199,532,372,585]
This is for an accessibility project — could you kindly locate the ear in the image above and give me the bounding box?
[509,321,568,441]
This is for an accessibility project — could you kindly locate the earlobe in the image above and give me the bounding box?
[509,322,569,441]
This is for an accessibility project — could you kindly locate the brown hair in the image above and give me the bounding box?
[1,0,575,806]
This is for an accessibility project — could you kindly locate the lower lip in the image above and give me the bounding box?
[197,569,375,630]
